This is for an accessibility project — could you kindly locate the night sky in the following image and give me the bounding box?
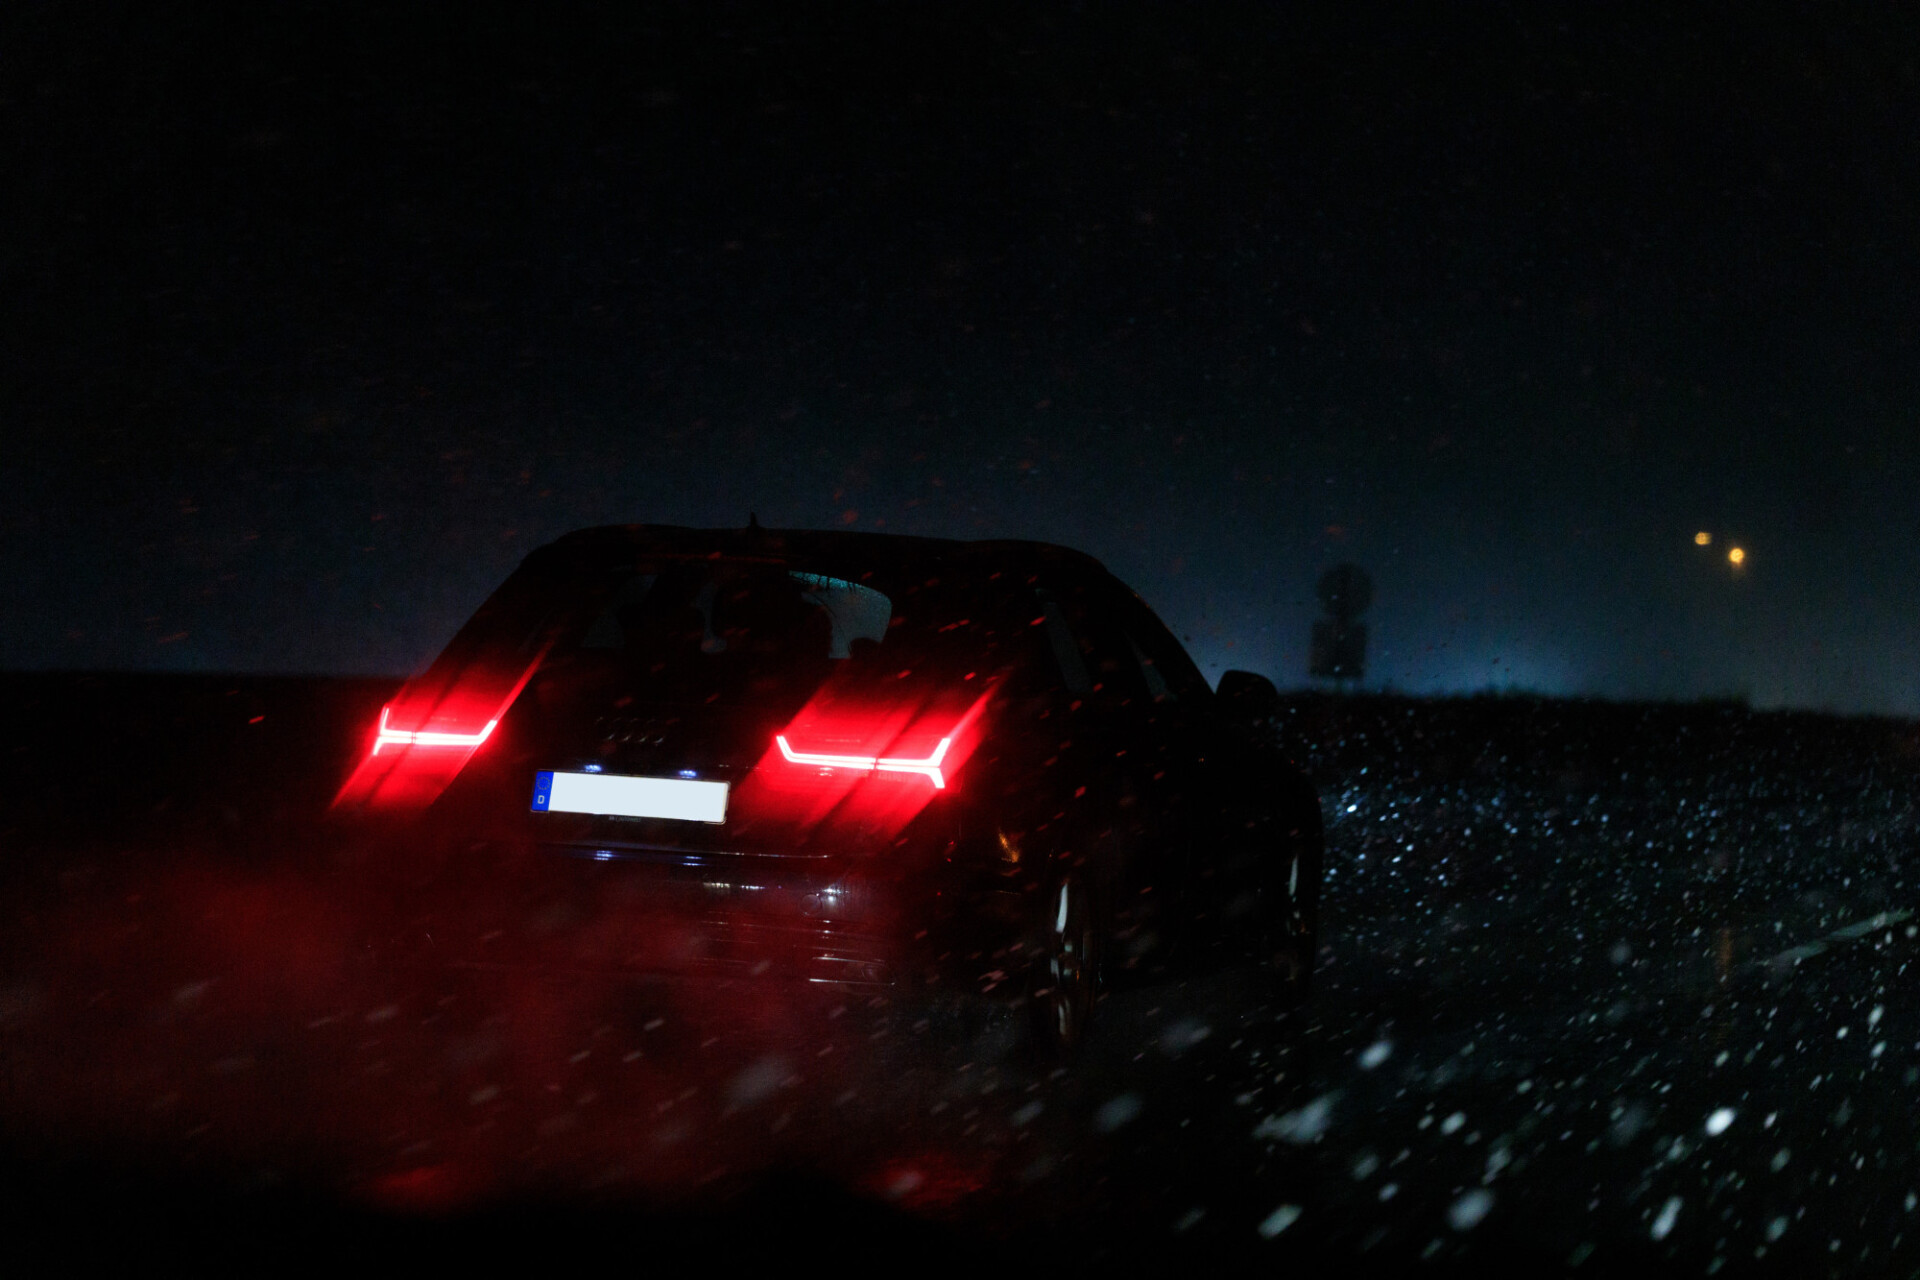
[7,3,1919,713]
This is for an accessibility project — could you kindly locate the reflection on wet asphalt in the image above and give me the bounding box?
[3,685,1918,1274]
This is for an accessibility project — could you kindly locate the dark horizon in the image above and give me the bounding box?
[7,3,1919,714]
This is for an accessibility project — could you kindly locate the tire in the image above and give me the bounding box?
[1028,874,1098,1063]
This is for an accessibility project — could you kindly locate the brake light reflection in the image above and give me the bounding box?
[774,733,953,788]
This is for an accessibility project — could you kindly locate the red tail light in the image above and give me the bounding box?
[775,733,953,788]
[767,687,992,806]
[371,705,500,755]
[333,660,543,813]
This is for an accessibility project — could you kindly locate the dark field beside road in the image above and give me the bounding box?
[3,675,1919,1276]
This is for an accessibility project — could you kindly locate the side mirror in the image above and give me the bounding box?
[1217,669,1282,745]
[1218,668,1281,719]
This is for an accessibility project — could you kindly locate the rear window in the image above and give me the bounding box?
[523,559,1039,702]
[580,568,892,660]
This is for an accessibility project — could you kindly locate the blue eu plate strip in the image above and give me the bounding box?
[530,771,554,812]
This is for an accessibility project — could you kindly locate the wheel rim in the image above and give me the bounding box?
[1047,878,1091,1044]
[1260,849,1314,980]
[1271,847,1317,986]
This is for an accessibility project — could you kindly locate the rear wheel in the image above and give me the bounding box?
[1263,830,1321,1004]
[1028,874,1097,1063]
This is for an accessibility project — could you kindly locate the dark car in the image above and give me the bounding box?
[334,522,1323,1058]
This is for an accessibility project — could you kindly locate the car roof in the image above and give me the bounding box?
[534,522,1117,586]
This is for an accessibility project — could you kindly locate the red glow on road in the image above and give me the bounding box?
[364,1162,487,1215]
[865,1151,994,1211]
[775,732,953,787]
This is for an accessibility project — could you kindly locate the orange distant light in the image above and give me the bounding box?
[1694,531,1712,546]
[1728,546,1746,567]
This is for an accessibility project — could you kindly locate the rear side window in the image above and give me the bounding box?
[1121,601,1212,705]
[1034,587,1092,694]
[1130,636,1172,701]
[1031,576,1143,705]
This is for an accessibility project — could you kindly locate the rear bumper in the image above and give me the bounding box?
[447,916,900,988]
[379,839,1035,996]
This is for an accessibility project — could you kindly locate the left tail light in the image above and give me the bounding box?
[334,672,537,814]
[332,554,586,815]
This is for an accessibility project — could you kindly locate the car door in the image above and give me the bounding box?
[1104,588,1231,937]
[1025,570,1174,968]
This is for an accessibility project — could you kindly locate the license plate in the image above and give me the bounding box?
[530,771,728,823]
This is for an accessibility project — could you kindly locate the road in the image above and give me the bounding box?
[2,679,1916,1274]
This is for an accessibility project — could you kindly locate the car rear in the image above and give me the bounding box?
[335,528,1050,995]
